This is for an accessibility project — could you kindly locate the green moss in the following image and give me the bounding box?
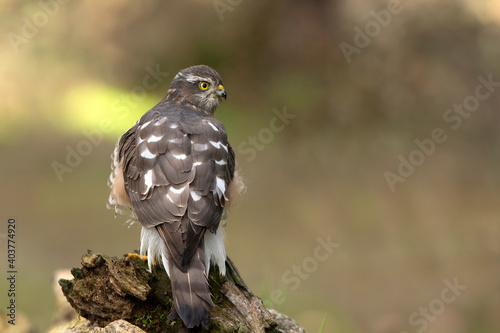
[61,251,282,332]
[58,279,73,295]
[133,304,180,332]
[70,267,83,280]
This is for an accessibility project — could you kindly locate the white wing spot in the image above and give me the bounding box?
[140,120,152,130]
[140,147,156,159]
[144,170,153,188]
[215,159,227,165]
[172,153,187,160]
[169,138,184,144]
[169,185,187,195]
[155,117,167,126]
[221,143,228,152]
[216,176,226,198]
[193,161,203,166]
[209,141,221,149]
[170,124,179,129]
[147,135,162,143]
[208,122,219,132]
[190,190,202,201]
[193,143,208,151]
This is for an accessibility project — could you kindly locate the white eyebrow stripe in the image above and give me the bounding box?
[185,74,207,83]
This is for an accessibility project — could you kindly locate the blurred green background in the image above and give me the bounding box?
[1,0,500,332]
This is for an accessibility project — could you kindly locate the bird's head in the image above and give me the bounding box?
[168,65,227,114]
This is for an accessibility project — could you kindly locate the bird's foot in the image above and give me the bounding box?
[127,253,148,261]
[127,253,156,265]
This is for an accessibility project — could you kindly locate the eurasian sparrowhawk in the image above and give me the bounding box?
[108,65,245,330]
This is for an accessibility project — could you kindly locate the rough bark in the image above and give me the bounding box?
[59,250,304,333]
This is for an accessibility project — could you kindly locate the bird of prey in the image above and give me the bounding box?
[107,65,245,330]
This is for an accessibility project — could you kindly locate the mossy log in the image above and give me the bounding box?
[59,250,303,333]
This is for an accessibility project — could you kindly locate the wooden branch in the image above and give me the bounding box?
[58,250,304,333]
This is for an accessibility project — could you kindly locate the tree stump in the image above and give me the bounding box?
[59,250,304,333]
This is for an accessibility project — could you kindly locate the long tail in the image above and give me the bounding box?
[167,242,213,330]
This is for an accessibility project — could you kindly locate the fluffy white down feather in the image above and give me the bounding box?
[140,222,226,277]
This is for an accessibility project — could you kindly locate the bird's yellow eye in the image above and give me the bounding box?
[199,82,210,90]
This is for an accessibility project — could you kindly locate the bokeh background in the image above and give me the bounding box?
[1,0,500,332]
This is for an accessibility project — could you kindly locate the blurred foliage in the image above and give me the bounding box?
[1,0,499,143]
[1,0,500,332]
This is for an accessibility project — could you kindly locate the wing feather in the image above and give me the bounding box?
[120,107,235,270]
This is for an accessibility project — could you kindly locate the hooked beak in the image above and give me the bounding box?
[216,84,227,100]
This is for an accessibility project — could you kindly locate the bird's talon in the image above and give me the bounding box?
[127,253,148,261]
[127,253,157,265]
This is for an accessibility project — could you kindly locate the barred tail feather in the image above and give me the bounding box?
[168,243,213,330]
